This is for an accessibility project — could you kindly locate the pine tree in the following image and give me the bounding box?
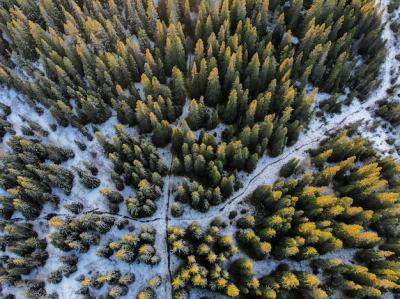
[8,7,37,59]
[165,24,186,73]
[190,58,208,99]
[171,127,184,153]
[244,53,260,93]
[194,39,205,66]
[205,67,221,106]
[49,101,75,127]
[287,0,303,31]
[146,0,158,38]
[223,89,238,124]
[269,125,288,157]
[171,66,187,106]
[171,201,184,217]
[245,153,258,172]
[152,120,172,147]
[220,175,234,197]
[245,100,257,127]
[231,0,247,26]
[210,165,221,187]
[280,158,302,177]
[186,99,202,129]
[136,101,153,133]
[79,94,111,124]
[312,149,333,169]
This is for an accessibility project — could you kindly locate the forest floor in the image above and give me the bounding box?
[0,0,399,298]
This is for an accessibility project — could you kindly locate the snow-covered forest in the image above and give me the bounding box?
[0,0,400,298]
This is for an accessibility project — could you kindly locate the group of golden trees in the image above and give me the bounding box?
[169,129,400,298]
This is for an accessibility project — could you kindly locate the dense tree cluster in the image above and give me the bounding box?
[0,221,47,285]
[48,213,115,253]
[0,103,14,143]
[168,219,327,298]
[168,217,240,298]
[0,117,14,142]
[230,259,327,298]
[3,280,58,299]
[0,136,74,219]
[96,124,167,217]
[243,129,399,257]
[167,129,400,298]
[77,269,135,298]
[97,224,160,265]
[136,274,162,299]
[0,0,386,217]
[20,118,50,138]
[311,255,400,297]
[74,166,101,189]
[0,0,385,130]
[376,98,400,125]
[233,129,400,297]
[47,254,78,284]
[171,129,241,212]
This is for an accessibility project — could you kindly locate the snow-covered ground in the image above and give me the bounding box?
[0,0,399,297]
